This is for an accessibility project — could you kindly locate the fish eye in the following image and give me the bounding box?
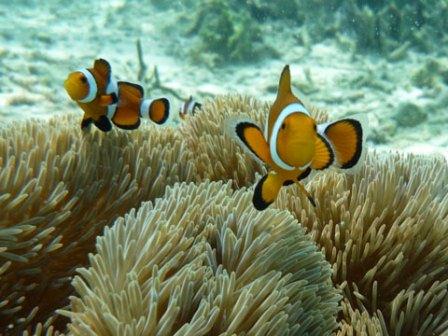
[80,75,87,84]
[313,124,317,131]
[281,123,286,130]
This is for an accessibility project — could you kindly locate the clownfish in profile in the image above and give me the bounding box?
[64,59,169,131]
[226,65,365,211]
[179,96,202,120]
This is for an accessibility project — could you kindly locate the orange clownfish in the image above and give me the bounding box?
[226,65,365,211]
[64,59,169,132]
[179,96,202,120]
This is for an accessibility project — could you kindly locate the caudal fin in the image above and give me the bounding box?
[141,98,170,124]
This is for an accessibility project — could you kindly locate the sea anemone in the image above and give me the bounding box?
[0,115,196,334]
[275,150,448,335]
[59,181,341,335]
[2,95,447,336]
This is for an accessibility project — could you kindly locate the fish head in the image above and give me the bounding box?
[276,112,316,168]
[64,70,91,102]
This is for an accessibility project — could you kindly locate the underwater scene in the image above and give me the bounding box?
[0,0,448,335]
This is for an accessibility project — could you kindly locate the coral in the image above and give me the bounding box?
[275,150,448,335]
[393,102,427,128]
[59,181,340,335]
[411,57,447,89]
[186,0,274,65]
[179,94,327,189]
[0,115,196,334]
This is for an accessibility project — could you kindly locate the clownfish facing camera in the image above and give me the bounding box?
[64,59,169,131]
[226,65,365,211]
[179,96,202,120]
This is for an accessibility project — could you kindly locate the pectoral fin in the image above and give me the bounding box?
[98,93,118,106]
[311,134,334,170]
[321,118,363,169]
[226,118,271,164]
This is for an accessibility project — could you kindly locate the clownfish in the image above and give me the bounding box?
[64,59,169,131]
[226,65,365,211]
[179,96,202,120]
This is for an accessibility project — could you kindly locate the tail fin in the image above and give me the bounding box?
[252,172,283,211]
[141,98,170,124]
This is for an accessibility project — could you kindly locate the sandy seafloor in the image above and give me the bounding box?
[0,0,447,161]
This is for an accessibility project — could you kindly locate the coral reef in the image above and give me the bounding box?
[393,102,427,128]
[275,151,448,335]
[60,181,340,335]
[0,115,196,334]
[178,0,448,64]
[186,0,271,65]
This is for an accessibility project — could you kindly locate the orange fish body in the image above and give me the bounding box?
[227,65,364,210]
[64,59,170,132]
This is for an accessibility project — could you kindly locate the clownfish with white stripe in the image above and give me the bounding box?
[226,65,365,211]
[64,59,169,131]
[179,96,202,120]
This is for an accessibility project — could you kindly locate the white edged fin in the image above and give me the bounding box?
[345,113,368,175]
[224,115,267,165]
[317,113,369,174]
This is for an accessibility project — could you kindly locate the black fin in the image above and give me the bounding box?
[110,92,118,104]
[94,115,112,132]
[308,196,316,207]
[81,117,93,130]
[297,167,312,181]
[283,180,294,186]
[253,175,272,211]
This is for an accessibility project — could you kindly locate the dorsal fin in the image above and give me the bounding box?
[267,65,298,139]
[118,81,144,98]
[277,65,292,99]
[93,59,111,81]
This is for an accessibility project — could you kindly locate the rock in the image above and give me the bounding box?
[393,102,427,127]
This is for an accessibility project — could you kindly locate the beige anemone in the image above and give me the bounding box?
[0,115,196,334]
[275,150,448,335]
[59,181,341,336]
